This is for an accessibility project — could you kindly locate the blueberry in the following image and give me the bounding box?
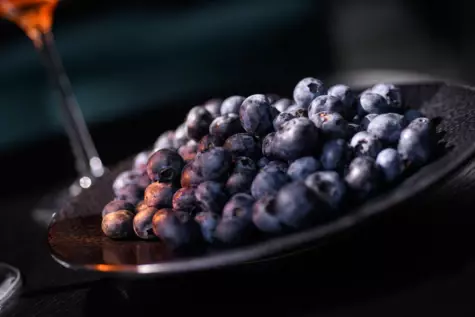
[285,104,308,114]
[266,93,281,105]
[154,130,175,151]
[404,109,424,124]
[152,208,203,249]
[115,184,143,205]
[305,171,346,209]
[102,210,134,239]
[262,132,277,159]
[225,173,254,195]
[223,133,261,160]
[350,131,383,158]
[397,128,433,167]
[194,147,232,182]
[274,181,330,229]
[262,160,288,173]
[371,83,402,109]
[252,196,283,233]
[214,218,255,245]
[194,211,220,243]
[195,181,229,214]
[239,94,277,137]
[172,187,199,215]
[233,156,257,176]
[376,148,404,182]
[197,134,218,153]
[308,95,346,119]
[180,162,204,188]
[133,206,158,240]
[133,151,150,173]
[113,170,141,196]
[173,123,189,149]
[102,200,135,217]
[320,139,350,172]
[406,117,433,138]
[293,77,325,107]
[144,182,177,208]
[220,95,245,116]
[352,115,362,124]
[209,114,244,145]
[257,157,270,169]
[358,92,390,115]
[178,139,198,162]
[186,106,214,141]
[311,112,348,139]
[273,111,296,131]
[251,169,290,200]
[360,113,378,130]
[272,98,294,112]
[286,106,308,118]
[367,113,405,144]
[287,156,321,181]
[272,117,320,161]
[203,98,223,119]
[345,156,381,199]
[146,149,185,185]
[222,193,255,222]
[346,123,359,140]
[328,84,355,108]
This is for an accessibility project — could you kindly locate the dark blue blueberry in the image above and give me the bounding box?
[406,117,433,138]
[173,123,189,149]
[404,109,424,124]
[311,111,349,139]
[144,182,177,208]
[371,83,402,109]
[305,171,346,209]
[239,94,277,137]
[203,98,223,119]
[273,112,296,131]
[180,162,204,188]
[172,187,199,215]
[223,133,261,160]
[320,139,350,172]
[178,139,198,162]
[220,95,245,116]
[376,148,404,182]
[102,200,135,217]
[352,115,362,124]
[193,147,232,182]
[358,92,390,115]
[115,184,143,205]
[350,131,383,158]
[327,84,355,108]
[367,113,404,144]
[209,114,244,145]
[251,169,290,200]
[285,104,307,114]
[258,157,270,169]
[308,95,346,119]
[154,130,175,151]
[195,181,229,214]
[286,106,308,118]
[345,156,381,199]
[287,156,321,181]
[133,151,150,173]
[222,193,255,222]
[152,208,203,249]
[272,98,294,112]
[272,117,320,161]
[233,156,257,176]
[275,181,330,229]
[113,170,141,196]
[266,94,281,105]
[293,77,325,107]
[262,132,277,159]
[194,211,220,243]
[146,149,185,185]
[225,173,254,195]
[214,217,255,245]
[360,113,378,130]
[185,106,214,141]
[252,196,283,233]
[197,134,218,153]
[262,160,288,173]
[102,210,134,239]
[346,123,359,140]
[397,127,433,166]
[133,206,158,240]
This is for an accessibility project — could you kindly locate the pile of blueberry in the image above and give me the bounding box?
[101,78,437,250]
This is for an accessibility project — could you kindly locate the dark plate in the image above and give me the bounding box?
[48,82,475,277]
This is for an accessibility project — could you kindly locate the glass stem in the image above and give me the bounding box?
[35,31,104,181]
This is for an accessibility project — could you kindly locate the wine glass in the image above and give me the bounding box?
[0,0,105,302]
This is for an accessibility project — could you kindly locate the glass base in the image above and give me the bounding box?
[0,263,21,313]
